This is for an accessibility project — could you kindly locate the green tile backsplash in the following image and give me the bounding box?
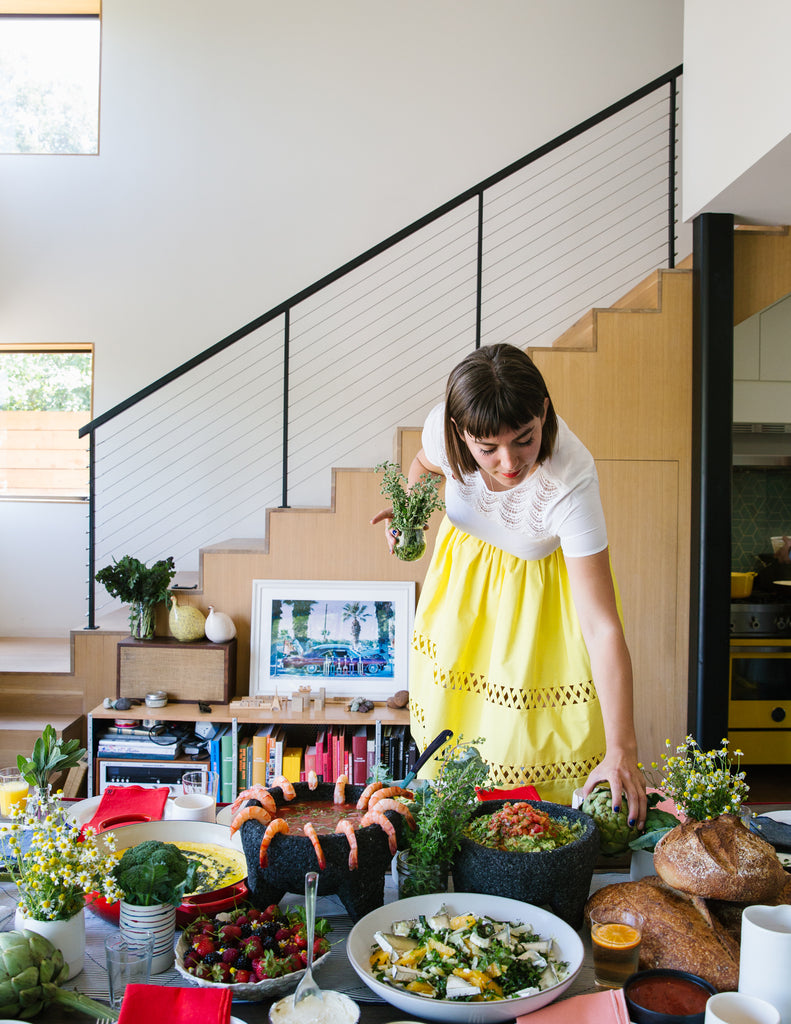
[732,469,791,570]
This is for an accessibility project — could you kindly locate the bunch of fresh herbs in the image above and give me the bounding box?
[17,724,86,795]
[95,554,176,638]
[400,737,489,896]
[376,462,444,528]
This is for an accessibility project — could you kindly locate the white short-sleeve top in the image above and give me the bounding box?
[421,402,607,561]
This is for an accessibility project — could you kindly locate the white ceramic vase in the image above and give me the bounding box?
[119,900,176,973]
[205,606,236,643]
[14,905,86,980]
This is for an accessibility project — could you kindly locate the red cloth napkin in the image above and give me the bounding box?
[85,785,169,833]
[516,987,630,1024]
[118,984,231,1024]
[476,785,541,801]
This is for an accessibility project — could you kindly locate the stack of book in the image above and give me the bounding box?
[96,724,183,761]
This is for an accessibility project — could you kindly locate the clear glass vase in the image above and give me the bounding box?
[129,602,155,640]
[395,851,449,897]
[393,525,427,562]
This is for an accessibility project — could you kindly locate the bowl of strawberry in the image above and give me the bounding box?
[175,902,332,1000]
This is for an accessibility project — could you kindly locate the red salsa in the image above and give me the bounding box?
[627,975,711,1016]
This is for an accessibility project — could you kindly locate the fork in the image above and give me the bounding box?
[292,871,322,1007]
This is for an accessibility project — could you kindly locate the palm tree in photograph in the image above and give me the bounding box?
[342,602,371,648]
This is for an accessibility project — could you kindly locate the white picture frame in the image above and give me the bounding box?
[249,579,415,698]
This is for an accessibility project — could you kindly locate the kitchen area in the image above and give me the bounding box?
[730,287,791,776]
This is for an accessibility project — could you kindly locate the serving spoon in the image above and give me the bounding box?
[293,871,321,1007]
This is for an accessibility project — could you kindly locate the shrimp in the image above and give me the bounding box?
[335,819,358,870]
[370,798,416,831]
[361,808,398,855]
[333,773,348,805]
[303,822,326,871]
[367,785,414,809]
[307,769,319,790]
[230,804,272,836]
[269,776,296,801]
[259,817,289,868]
[231,785,277,816]
[356,779,384,811]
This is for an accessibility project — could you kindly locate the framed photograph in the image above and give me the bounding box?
[249,579,416,698]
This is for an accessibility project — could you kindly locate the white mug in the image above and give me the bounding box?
[739,904,791,1024]
[705,992,781,1024]
[170,793,216,822]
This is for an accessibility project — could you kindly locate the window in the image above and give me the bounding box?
[0,2,100,155]
[0,343,92,499]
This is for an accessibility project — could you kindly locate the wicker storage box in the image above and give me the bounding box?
[117,637,237,703]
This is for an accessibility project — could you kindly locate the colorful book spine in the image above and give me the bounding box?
[220,729,235,804]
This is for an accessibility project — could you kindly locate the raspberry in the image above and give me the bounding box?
[221,947,240,964]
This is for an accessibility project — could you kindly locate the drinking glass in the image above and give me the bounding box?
[590,908,643,988]
[0,768,29,817]
[179,768,219,820]
[105,931,154,1008]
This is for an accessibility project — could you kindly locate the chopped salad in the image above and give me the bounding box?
[369,907,569,1001]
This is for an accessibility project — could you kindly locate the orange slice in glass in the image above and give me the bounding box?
[592,922,641,949]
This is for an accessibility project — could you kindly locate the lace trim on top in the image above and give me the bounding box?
[440,448,560,536]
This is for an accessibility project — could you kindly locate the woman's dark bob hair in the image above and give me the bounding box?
[444,343,558,480]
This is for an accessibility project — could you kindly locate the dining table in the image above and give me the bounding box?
[2,800,788,1023]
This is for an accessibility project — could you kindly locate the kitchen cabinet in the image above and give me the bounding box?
[87,701,409,798]
[734,291,791,422]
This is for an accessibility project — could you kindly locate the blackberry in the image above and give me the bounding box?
[236,955,253,970]
[260,921,279,938]
[240,923,253,937]
[202,952,222,966]
[261,935,279,952]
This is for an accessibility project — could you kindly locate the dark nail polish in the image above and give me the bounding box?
[613,805,620,813]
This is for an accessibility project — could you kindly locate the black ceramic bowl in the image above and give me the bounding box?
[451,799,599,928]
[239,781,405,923]
[624,969,717,1024]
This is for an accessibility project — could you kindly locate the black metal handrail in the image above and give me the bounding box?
[81,65,682,629]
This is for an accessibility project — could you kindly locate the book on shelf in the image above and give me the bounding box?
[97,742,182,759]
[220,728,235,804]
[283,746,301,783]
[209,724,230,781]
[351,725,367,785]
[252,724,276,786]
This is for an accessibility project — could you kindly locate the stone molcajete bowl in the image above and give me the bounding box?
[451,799,599,929]
[239,782,405,923]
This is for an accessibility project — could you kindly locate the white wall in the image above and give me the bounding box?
[682,0,791,223]
[0,0,683,635]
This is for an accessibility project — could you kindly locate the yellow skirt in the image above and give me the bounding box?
[409,518,607,804]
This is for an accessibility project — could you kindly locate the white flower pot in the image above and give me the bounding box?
[14,906,85,980]
[120,900,176,973]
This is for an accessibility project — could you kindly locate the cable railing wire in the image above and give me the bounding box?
[82,65,683,628]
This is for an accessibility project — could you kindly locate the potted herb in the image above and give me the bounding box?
[398,737,489,896]
[376,461,444,561]
[113,839,197,973]
[17,723,86,799]
[95,554,176,639]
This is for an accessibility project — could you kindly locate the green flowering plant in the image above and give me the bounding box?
[0,788,121,921]
[655,735,749,822]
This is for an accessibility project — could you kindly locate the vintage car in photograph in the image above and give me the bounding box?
[281,643,389,675]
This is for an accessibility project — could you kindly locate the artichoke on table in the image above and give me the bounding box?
[581,782,641,855]
[0,929,119,1021]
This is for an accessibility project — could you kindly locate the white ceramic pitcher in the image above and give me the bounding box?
[739,904,791,1023]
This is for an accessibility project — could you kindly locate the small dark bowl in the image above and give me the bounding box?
[451,799,599,928]
[624,969,717,1024]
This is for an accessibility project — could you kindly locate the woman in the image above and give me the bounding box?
[372,344,646,823]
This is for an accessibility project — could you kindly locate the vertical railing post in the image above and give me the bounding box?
[667,73,678,269]
[475,190,484,349]
[281,309,290,508]
[85,429,97,629]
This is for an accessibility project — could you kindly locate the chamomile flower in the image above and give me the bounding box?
[655,735,749,821]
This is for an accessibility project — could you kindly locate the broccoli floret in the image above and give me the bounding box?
[113,840,198,906]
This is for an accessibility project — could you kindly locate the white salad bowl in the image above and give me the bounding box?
[346,891,584,1023]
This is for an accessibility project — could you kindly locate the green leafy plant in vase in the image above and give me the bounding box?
[398,737,489,896]
[376,461,444,561]
[95,554,176,639]
[17,723,86,801]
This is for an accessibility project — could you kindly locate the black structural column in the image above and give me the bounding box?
[689,213,734,747]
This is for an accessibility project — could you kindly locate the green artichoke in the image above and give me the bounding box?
[581,783,641,855]
[0,930,118,1021]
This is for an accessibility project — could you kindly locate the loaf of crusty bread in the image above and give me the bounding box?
[585,878,740,992]
[653,814,787,901]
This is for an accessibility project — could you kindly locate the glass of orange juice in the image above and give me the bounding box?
[590,907,643,988]
[0,768,29,817]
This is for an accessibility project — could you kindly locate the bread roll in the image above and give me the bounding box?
[654,814,787,901]
[586,878,740,992]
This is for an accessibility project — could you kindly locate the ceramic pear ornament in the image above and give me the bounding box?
[204,606,236,643]
[168,594,206,642]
